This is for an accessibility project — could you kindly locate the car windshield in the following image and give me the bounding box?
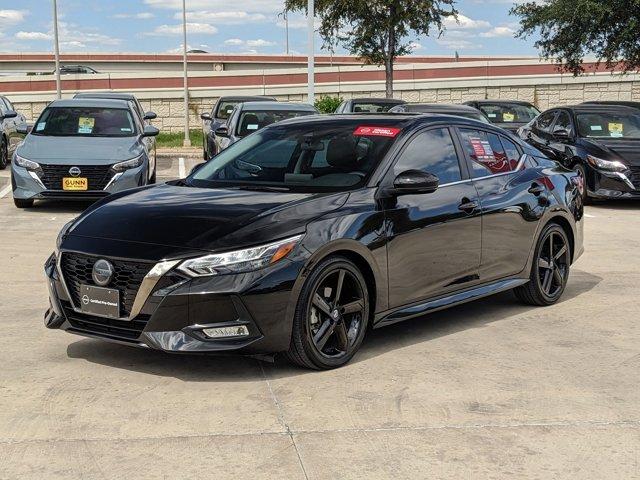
[576,112,640,139]
[236,110,315,137]
[215,101,241,120]
[478,104,540,123]
[353,102,400,113]
[189,122,402,192]
[33,107,136,137]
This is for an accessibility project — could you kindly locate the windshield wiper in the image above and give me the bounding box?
[230,185,291,192]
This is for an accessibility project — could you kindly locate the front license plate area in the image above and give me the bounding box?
[63,177,88,191]
[80,285,120,319]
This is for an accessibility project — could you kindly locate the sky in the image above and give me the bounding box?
[0,0,539,57]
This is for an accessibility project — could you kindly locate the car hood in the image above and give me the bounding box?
[17,135,143,163]
[582,138,640,166]
[67,183,349,253]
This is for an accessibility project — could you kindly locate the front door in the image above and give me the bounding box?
[384,127,482,308]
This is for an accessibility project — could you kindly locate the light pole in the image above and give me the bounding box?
[285,10,289,55]
[182,0,191,147]
[52,0,61,99]
[307,0,314,105]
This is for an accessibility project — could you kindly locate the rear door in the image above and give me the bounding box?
[384,126,482,308]
[456,127,548,281]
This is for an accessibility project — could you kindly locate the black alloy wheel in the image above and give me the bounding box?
[287,256,369,369]
[0,139,8,170]
[515,223,570,306]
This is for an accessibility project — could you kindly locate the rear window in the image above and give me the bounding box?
[576,111,640,139]
[478,103,540,124]
[215,100,240,120]
[352,102,400,113]
[33,107,136,137]
[237,110,315,137]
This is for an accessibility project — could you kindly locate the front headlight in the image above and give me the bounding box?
[14,154,41,171]
[112,155,144,172]
[586,155,628,173]
[178,235,303,277]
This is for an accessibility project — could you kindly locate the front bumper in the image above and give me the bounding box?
[586,167,640,199]
[12,162,147,201]
[44,247,304,355]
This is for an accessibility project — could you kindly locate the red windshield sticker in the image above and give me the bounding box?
[354,126,401,137]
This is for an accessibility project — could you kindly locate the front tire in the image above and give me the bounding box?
[572,162,589,203]
[515,223,570,306]
[286,256,370,370]
[14,197,34,208]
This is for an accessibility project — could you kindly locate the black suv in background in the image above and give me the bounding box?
[581,101,640,111]
[334,98,406,113]
[201,96,275,159]
[464,100,540,133]
[518,104,640,200]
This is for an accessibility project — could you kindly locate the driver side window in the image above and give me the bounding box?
[393,128,462,185]
[553,111,573,136]
[536,111,557,132]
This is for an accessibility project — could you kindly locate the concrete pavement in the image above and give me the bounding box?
[0,159,639,479]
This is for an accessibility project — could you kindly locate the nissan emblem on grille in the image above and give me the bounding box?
[69,166,81,177]
[92,259,114,286]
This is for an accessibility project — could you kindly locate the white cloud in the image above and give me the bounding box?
[113,12,155,19]
[144,0,282,13]
[480,26,516,38]
[0,9,27,26]
[224,38,244,46]
[16,31,51,41]
[178,11,267,24]
[224,38,276,49]
[436,37,482,51]
[246,39,276,48]
[147,23,218,36]
[444,14,491,30]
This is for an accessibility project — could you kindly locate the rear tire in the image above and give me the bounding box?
[14,197,34,208]
[286,256,370,370]
[515,223,570,306]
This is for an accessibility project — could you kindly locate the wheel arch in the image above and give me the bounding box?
[545,215,575,263]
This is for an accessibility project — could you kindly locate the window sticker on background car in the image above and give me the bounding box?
[487,113,497,118]
[78,117,95,134]
[36,122,46,131]
[590,125,603,131]
[503,112,515,122]
[608,123,624,137]
[121,127,132,132]
[247,124,259,130]
[353,126,401,137]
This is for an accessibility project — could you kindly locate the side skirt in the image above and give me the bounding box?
[374,277,529,329]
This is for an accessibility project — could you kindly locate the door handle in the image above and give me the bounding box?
[528,183,545,196]
[458,198,478,213]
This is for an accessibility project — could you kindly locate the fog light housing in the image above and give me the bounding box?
[202,325,250,339]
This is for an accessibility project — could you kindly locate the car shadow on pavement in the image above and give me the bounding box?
[588,200,640,210]
[66,269,601,380]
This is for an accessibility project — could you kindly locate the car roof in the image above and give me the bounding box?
[48,98,132,109]
[400,103,482,113]
[470,100,536,107]
[74,92,137,101]
[558,104,640,114]
[219,96,276,102]
[580,100,640,109]
[239,101,318,112]
[351,97,406,104]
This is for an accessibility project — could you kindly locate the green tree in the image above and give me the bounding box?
[512,0,640,75]
[285,0,457,98]
[314,95,343,113]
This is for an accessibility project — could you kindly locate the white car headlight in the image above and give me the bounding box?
[178,235,303,277]
[586,155,628,173]
[112,155,144,172]
[14,154,41,171]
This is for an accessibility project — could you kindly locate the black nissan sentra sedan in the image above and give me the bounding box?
[45,114,584,369]
[519,104,640,200]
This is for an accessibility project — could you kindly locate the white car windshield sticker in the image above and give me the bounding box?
[78,117,95,134]
[247,124,259,130]
[36,122,46,131]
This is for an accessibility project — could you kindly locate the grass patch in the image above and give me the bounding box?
[156,130,204,149]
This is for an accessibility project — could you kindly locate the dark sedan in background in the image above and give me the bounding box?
[210,101,318,153]
[518,104,640,200]
[45,114,583,369]
[464,100,540,133]
[389,103,491,123]
[1,96,26,169]
[581,100,640,111]
[12,98,159,208]
[201,95,275,159]
[334,97,406,113]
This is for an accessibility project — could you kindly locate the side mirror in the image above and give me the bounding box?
[16,124,32,135]
[201,113,213,121]
[189,163,205,176]
[142,125,160,137]
[143,111,157,120]
[553,129,571,141]
[2,110,18,120]
[214,126,229,138]
[392,170,439,195]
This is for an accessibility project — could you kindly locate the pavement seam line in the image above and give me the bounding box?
[259,361,310,480]
[0,184,11,199]
[1,419,639,447]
